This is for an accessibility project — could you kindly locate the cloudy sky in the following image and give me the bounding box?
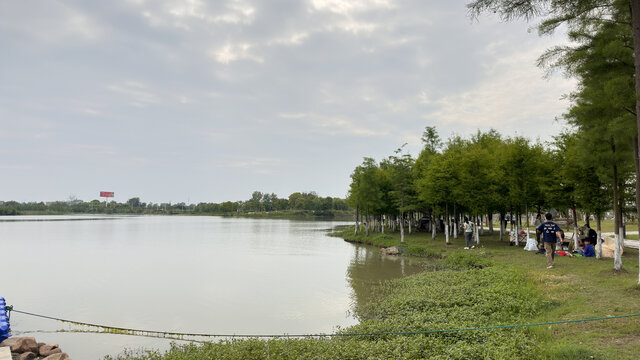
[1,0,576,204]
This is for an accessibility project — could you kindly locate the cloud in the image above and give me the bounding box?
[278,113,387,137]
[421,41,576,135]
[309,0,394,15]
[0,0,579,203]
[106,81,159,107]
[210,42,264,64]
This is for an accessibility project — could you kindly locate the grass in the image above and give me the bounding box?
[336,227,640,359]
[106,227,640,360]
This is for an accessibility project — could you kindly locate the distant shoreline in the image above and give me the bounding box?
[0,210,354,221]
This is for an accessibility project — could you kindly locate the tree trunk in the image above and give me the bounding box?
[489,213,494,234]
[445,203,450,244]
[630,0,640,284]
[499,212,504,242]
[408,212,412,235]
[612,158,623,270]
[453,204,458,239]
[354,206,359,235]
[596,213,603,260]
[525,204,530,241]
[572,206,579,251]
[611,139,623,270]
[400,213,405,243]
[365,208,370,236]
[475,215,480,245]
[381,215,385,234]
[615,226,624,271]
[432,209,436,240]
[515,210,520,246]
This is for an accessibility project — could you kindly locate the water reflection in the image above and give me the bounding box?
[346,245,426,320]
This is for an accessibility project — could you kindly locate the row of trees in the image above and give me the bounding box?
[193,191,349,215]
[467,0,640,280]
[0,198,193,215]
[0,192,350,216]
[347,125,635,269]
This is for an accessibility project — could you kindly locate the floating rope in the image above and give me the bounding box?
[8,308,640,340]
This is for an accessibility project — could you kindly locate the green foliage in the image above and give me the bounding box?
[402,246,442,258]
[542,344,602,360]
[442,250,493,269]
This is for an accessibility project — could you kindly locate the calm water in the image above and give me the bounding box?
[1,215,425,359]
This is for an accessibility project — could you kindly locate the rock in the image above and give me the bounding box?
[0,337,19,347]
[39,344,61,357]
[7,338,38,353]
[381,246,400,255]
[17,352,36,360]
[42,353,70,360]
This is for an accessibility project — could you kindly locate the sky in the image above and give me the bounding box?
[0,0,577,204]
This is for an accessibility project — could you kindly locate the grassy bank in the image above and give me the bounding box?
[106,229,640,360]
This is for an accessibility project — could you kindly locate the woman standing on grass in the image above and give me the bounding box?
[464,217,475,249]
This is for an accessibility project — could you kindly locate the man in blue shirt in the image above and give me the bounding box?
[536,213,562,269]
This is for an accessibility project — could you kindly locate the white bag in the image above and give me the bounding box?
[524,237,538,251]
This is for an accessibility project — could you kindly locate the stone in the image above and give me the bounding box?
[381,246,400,255]
[7,338,37,354]
[0,338,19,348]
[17,352,35,360]
[38,345,61,357]
[42,353,70,360]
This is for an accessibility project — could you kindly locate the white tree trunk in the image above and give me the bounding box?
[400,214,405,243]
[354,208,359,235]
[408,213,412,234]
[515,222,519,246]
[475,217,480,245]
[381,216,385,234]
[432,211,436,240]
[445,222,450,244]
[614,226,623,271]
[453,218,458,239]
[572,207,579,251]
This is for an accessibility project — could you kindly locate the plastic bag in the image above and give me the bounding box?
[524,238,538,251]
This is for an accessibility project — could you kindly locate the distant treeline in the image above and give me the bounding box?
[0,191,351,217]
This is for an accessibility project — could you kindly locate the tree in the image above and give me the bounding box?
[127,197,141,208]
[468,0,640,277]
[380,146,416,242]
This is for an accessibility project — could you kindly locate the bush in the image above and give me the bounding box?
[442,250,493,269]
[403,246,442,258]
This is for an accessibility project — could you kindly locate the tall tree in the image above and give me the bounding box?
[468,0,639,277]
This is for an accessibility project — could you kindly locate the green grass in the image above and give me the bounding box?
[106,228,640,360]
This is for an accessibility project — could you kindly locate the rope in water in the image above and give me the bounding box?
[8,308,640,339]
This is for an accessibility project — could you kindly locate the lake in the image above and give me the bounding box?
[0,215,425,359]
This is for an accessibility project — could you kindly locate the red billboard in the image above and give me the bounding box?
[100,191,115,198]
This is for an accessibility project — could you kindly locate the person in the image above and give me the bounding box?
[583,239,596,257]
[536,213,562,269]
[534,214,543,250]
[463,217,475,249]
[585,224,597,244]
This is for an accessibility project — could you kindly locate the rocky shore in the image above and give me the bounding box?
[0,337,71,360]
